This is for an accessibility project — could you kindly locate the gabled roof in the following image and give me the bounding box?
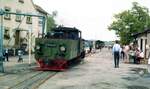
[34,4,48,15]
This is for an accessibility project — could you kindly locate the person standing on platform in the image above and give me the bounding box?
[121,46,125,60]
[124,45,130,63]
[112,40,121,68]
[5,48,9,62]
[18,49,23,62]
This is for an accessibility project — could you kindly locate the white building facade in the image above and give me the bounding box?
[0,0,47,55]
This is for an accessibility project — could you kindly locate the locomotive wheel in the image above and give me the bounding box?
[63,62,68,69]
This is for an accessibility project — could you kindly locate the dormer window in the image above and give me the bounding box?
[18,0,24,3]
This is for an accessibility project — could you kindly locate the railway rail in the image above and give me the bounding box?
[0,65,58,89]
[9,71,57,89]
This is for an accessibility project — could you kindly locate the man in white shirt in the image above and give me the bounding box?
[112,40,121,68]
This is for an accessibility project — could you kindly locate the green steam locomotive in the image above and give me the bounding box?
[34,27,85,70]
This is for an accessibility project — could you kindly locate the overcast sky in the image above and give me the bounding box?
[33,0,150,41]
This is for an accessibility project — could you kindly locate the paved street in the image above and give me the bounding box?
[38,48,150,89]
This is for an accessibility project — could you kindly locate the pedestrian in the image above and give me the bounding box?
[124,45,130,63]
[4,48,9,62]
[112,40,121,68]
[121,46,125,60]
[18,49,23,62]
[135,48,144,64]
[89,45,92,53]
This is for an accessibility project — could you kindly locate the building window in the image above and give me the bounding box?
[16,10,21,22]
[4,7,11,20]
[4,27,10,40]
[18,0,24,3]
[26,16,32,24]
[38,17,43,26]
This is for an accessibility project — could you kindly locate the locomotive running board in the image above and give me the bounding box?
[35,67,66,71]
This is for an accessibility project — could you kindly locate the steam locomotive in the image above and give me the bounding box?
[34,27,85,71]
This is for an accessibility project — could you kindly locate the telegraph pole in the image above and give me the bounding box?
[42,16,45,37]
[0,9,4,72]
[28,24,32,66]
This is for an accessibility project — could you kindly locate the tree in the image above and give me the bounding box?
[46,11,58,32]
[108,2,150,45]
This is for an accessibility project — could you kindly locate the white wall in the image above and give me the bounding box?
[0,0,39,48]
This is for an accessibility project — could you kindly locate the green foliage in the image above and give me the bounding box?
[46,11,58,32]
[108,2,150,45]
[46,15,57,32]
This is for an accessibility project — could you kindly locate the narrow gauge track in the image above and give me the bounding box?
[0,65,36,77]
[7,71,57,89]
[0,68,34,80]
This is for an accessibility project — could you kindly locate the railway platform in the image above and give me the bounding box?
[2,55,36,73]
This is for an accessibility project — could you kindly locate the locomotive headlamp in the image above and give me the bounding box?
[60,46,66,52]
[36,45,40,50]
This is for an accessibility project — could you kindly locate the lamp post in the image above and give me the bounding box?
[28,24,32,66]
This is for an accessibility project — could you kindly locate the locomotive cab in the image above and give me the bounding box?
[46,27,81,40]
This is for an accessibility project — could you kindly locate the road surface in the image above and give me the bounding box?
[38,48,150,89]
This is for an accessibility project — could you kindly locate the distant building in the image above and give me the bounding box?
[0,0,47,54]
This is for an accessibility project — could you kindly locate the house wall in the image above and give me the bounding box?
[0,0,41,51]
